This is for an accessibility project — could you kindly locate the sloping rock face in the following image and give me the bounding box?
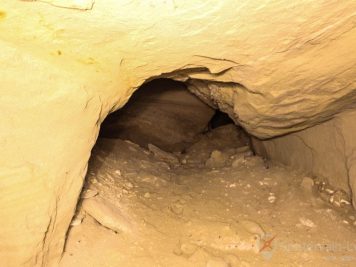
[253,110,356,208]
[0,0,355,266]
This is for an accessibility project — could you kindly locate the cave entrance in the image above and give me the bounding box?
[62,78,356,267]
[99,78,240,152]
[62,77,259,265]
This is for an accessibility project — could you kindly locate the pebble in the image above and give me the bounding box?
[125,182,134,189]
[180,243,198,256]
[148,144,180,165]
[235,146,250,153]
[144,192,150,198]
[170,202,184,215]
[325,188,335,194]
[299,217,316,228]
[231,156,246,168]
[206,150,228,168]
[268,195,276,203]
[300,177,314,192]
[329,190,351,207]
[70,215,83,226]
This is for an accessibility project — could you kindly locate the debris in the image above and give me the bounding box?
[325,188,335,194]
[268,194,276,203]
[64,125,356,265]
[300,177,314,192]
[170,202,184,215]
[258,180,269,186]
[82,197,132,233]
[124,182,134,189]
[70,215,83,226]
[122,189,129,194]
[329,190,351,207]
[148,144,180,166]
[299,217,316,228]
[81,189,98,199]
[231,154,246,168]
[206,150,229,168]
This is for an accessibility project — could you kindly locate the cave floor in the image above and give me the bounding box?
[61,127,356,267]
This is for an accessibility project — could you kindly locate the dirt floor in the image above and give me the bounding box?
[60,125,356,267]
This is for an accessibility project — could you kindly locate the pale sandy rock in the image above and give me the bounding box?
[35,0,95,10]
[206,258,229,267]
[186,125,248,164]
[205,150,228,169]
[148,144,180,166]
[300,177,315,193]
[0,0,356,266]
[81,197,132,234]
[254,110,356,209]
[80,188,98,199]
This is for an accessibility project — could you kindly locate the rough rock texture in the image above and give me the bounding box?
[253,109,356,208]
[0,0,356,266]
[62,132,356,266]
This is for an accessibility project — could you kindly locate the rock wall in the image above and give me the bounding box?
[253,110,356,208]
[0,0,355,266]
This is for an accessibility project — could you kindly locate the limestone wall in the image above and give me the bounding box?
[1,0,356,266]
[253,110,356,208]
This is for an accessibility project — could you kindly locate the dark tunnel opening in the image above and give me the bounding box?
[63,78,356,267]
[99,78,248,152]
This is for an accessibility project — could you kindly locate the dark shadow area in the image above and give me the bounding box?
[208,109,235,130]
[99,78,216,152]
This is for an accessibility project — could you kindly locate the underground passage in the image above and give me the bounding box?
[59,78,356,266]
[2,1,356,267]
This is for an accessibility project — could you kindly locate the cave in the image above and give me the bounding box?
[2,1,356,267]
[59,78,356,266]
